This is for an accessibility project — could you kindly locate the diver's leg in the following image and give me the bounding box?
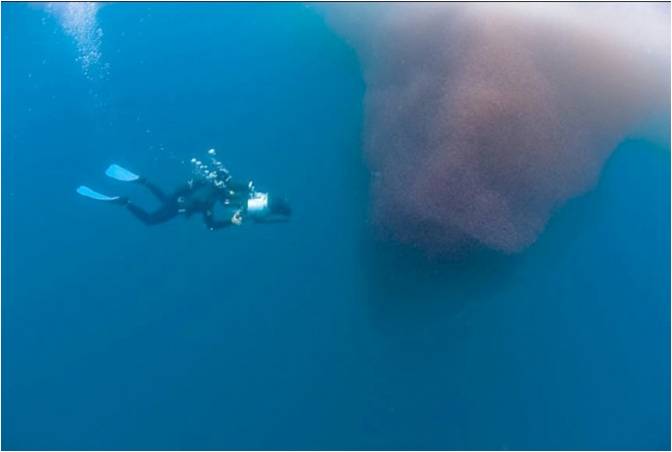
[105,163,171,203]
[137,178,170,204]
[125,201,178,226]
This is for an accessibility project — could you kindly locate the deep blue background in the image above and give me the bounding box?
[2,3,670,450]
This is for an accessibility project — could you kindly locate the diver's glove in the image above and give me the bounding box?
[231,210,243,226]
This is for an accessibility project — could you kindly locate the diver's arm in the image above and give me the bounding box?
[203,209,238,230]
[224,180,254,201]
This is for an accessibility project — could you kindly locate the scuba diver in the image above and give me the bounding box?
[76,149,291,230]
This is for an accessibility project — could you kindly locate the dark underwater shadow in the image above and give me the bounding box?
[356,229,518,332]
[343,138,519,332]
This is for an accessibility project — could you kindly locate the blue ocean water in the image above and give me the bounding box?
[2,3,669,450]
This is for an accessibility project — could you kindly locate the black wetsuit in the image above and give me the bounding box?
[125,178,250,229]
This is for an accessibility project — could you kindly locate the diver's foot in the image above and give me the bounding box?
[114,196,130,206]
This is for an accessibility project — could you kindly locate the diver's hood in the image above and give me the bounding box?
[246,192,291,222]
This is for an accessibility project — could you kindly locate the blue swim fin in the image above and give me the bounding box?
[76,185,120,202]
[105,164,139,182]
